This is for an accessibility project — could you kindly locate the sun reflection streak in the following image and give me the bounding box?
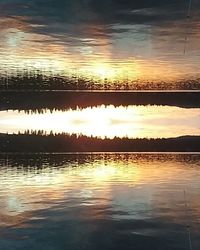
[0,154,200,226]
[1,15,200,83]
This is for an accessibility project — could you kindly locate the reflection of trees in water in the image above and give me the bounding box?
[1,92,200,111]
[0,152,199,169]
[0,71,200,90]
[0,133,199,152]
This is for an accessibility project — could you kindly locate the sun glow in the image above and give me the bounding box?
[0,105,140,139]
[0,106,200,139]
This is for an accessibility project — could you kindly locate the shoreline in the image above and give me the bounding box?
[1,91,200,110]
[0,134,199,153]
[0,89,200,93]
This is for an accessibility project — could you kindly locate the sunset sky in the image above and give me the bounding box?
[0,105,199,138]
[1,2,200,248]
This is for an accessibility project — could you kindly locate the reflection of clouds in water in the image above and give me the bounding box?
[0,0,199,43]
[0,1,200,81]
[0,154,200,238]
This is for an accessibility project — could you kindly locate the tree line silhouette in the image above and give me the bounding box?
[1,91,200,111]
[0,133,199,152]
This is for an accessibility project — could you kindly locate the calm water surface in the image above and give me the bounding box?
[0,153,200,250]
[0,1,200,86]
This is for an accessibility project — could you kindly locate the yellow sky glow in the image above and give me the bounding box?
[0,105,199,138]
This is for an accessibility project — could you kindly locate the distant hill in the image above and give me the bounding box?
[0,133,199,152]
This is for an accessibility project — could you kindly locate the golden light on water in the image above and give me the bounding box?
[78,60,141,81]
[0,160,141,218]
[1,2,200,248]
[1,15,200,83]
[1,45,194,82]
[0,105,199,138]
[85,63,117,79]
[0,155,199,224]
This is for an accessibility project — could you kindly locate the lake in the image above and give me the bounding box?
[0,153,199,250]
[1,1,200,90]
[0,1,200,250]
